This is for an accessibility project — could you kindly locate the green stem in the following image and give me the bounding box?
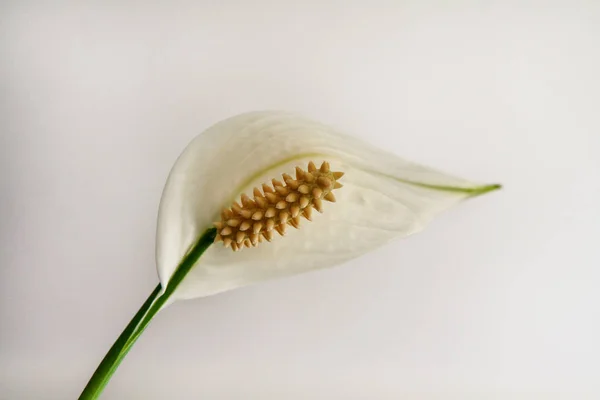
[79,228,217,400]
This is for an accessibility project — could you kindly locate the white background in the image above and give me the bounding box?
[1,1,599,399]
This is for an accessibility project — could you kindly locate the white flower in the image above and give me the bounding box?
[80,111,500,399]
[156,111,499,300]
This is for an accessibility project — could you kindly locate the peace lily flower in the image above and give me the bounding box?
[79,111,500,399]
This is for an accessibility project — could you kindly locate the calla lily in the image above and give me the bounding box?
[156,110,499,300]
[79,111,499,399]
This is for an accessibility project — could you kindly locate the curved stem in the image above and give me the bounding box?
[78,283,161,400]
[79,228,217,400]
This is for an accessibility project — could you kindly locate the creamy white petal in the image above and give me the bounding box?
[156,111,498,300]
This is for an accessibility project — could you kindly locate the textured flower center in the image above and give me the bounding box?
[214,161,344,251]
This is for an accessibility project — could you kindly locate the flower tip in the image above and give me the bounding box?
[317,176,332,189]
[262,183,274,194]
[299,196,310,208]
[302,207,312,220]
[313,198,323,212]
[236,231,245,244]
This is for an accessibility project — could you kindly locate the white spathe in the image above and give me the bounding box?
[156,111,498,300]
